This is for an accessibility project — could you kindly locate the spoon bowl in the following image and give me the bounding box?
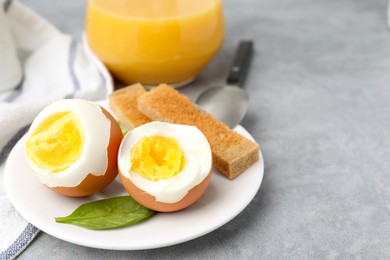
[196,86,249,129]
[196,40,253,128]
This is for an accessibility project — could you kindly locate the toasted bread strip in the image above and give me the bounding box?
[138,84,259,179]
[108,83,151,130]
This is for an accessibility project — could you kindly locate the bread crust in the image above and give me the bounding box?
[108,83,151,130]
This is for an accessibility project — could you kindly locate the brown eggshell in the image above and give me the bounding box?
[119,168,212,212]
[50,106,123,197]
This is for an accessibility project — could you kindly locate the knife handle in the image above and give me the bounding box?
[226,40,254,87]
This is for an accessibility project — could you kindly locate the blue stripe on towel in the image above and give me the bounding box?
[0,223,39,260]
[0,124,30,165]
[3,0,12,12]
[65,38,80,99]
[3,77,24,102]
[97,66,106,90]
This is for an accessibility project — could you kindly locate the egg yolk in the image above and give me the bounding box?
[131,136,185,181]
[25,111,84,173]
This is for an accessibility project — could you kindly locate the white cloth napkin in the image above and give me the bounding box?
[0,1,113,259]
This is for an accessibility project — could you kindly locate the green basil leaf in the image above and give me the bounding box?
[55,196,154,230]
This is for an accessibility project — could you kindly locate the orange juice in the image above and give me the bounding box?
[86,0,225,85]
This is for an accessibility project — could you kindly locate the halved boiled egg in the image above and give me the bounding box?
[118,121,212,212]
[25,99,123,197]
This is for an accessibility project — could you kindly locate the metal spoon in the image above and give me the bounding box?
[196,40,253,128]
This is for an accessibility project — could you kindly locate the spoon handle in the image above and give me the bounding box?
[226,40,254,87]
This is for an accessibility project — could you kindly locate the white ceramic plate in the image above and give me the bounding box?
[4,101,264,250]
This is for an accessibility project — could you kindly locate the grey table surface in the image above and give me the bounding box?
[16,0,390,259]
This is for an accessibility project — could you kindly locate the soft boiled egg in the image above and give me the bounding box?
[25,99,123,197]
[118,121,212,212]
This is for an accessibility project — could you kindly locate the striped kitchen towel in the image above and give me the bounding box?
[0,1,113,259]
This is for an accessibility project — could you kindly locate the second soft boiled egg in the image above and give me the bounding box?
[24,99,123,197]
[118,121,212,212]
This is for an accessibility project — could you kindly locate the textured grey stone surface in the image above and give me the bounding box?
[18,0,390,258]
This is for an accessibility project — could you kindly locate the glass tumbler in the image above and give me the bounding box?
[85,0,225,87]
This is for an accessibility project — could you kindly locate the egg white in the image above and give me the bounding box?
[25,99,111,188]
[118,121,212,203]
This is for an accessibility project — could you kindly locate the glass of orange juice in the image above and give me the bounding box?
[85,0,225,87]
